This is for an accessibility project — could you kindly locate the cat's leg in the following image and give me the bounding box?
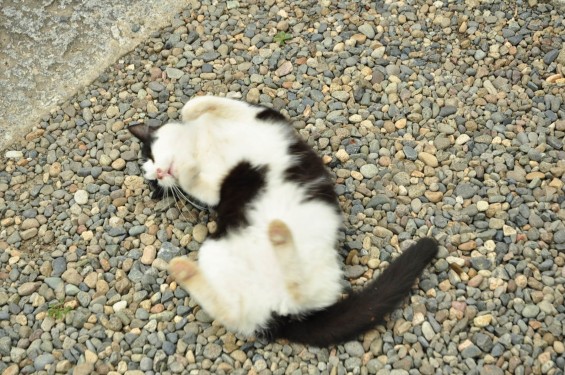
[169,257,235,325]
[268,220,303,303]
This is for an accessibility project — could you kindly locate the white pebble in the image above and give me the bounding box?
[446,256,465,267]
[113,301,127,312]
[5,150,23,158]
[484,240,496,251]
[455,134,471,145]
[74,190,89,205]
[476,201,489,211]
[335,149,350,163]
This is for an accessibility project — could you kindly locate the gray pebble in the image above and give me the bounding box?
[360,164,378,179]
[439,106,457,117]
[455,183,476,199]
[470,257,492,271]
[344,341,365,357]
[34,353,55,371]
[345,265,365,278]
[0,336,11,355]
[52,257,67,276]
[543,49,559,65]
[521,305,540,318]
[358,24,375,39]
[203,343,222,359]
[403,145,418,160]
[461,344,482,359]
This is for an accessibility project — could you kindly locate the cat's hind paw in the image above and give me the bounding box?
[169,257,199,282]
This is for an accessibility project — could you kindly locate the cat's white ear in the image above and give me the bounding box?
[128,124,155,142]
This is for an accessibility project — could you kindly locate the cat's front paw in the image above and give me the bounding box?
[169,257,199,282]
[268,219,292,246]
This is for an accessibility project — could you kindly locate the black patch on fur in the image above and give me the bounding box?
[147,179,166,199]
[128,124,157,161]
[263,237,439,347]
[211,161,268,239]
[256,107,288,123]
[284,140,339,209]
[140,138,155,161]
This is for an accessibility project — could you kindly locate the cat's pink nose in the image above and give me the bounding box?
[156,168,164,179]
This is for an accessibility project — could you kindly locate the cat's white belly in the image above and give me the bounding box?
[193,182,343,334]
[197,233,300,334]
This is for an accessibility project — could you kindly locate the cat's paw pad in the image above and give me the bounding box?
[268,219,292,246]
[169,257,199,282]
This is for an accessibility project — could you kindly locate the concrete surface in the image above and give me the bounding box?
[1,0,564,152]
[0,0,190,151]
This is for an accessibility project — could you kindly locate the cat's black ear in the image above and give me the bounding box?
[128,124,154,143]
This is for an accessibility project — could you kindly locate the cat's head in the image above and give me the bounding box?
[128,123,187,191]
[128,124,176,188]
[129,121,216,209]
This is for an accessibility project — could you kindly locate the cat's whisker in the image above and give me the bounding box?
[171,186,191,222]
[173,185,207,211]
[163,187,177,213]
[164,188,171,208]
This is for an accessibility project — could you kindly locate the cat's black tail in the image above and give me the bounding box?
[264,237,439,347]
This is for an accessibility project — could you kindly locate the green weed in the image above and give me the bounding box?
[273,31,292,46]
[47,299,73,320]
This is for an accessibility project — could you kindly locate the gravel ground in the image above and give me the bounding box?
[1,0,565,374]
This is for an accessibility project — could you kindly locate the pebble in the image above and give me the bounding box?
[476,201,489,212]
[358,24,375,39]
[344,341,365,357]
[473,314,492,328]
[455,134,470,145]
[522,305,540,318]
[481,365,504,375]
[17,282,40,296]
[360,164,378,179]
[461,344,482,359]
[34,353,55,371]
[421,321,435,341]
[403,145,417,160]
[470,257,492,271]
[455,183,476,199]
[73,363,94,375]
[166,67,184,79]
[418,152,438,167]
[336,149,350,162]
[275,61,293,77]
[203,343,222,359]
[74,190,89,205]
[5,150,23,158]
[141,245,156,265]
[192,223,208,243]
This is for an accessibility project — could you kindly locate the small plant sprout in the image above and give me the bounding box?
[47,299,73,320]
[273,31,292,46]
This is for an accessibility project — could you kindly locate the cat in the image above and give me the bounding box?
[128,95,438,346]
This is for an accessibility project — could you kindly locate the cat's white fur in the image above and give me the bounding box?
[145,97,296,205]
[142,96,343,335]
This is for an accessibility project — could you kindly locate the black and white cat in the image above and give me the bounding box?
[128,96,438,347]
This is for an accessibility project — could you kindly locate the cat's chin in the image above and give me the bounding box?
[158,177,177,189]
